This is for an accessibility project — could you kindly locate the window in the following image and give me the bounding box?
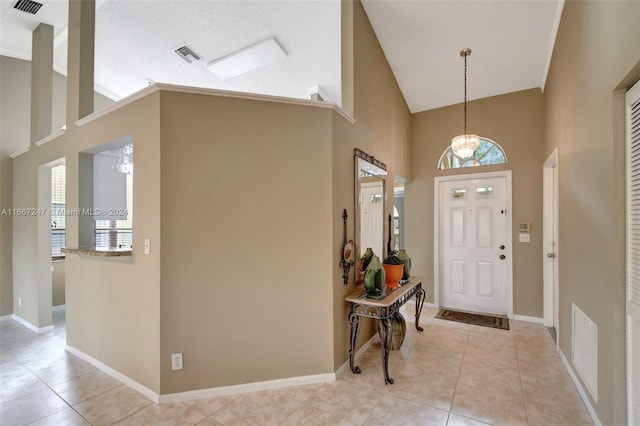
[51,165,66,258]
[451,188,466,199]
[438,137,507,169]
[95,173,133,248]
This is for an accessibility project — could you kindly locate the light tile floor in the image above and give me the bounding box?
[0,307,593,425]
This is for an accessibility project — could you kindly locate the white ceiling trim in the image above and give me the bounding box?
[75,82,355,129]
[541,0,565,91]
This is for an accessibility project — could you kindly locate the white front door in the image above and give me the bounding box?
[360,181,384,258]
[438,174,510,315]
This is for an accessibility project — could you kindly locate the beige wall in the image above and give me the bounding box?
[159,91,335,393]
[407,89,546,315]
[544,1,640,423]
[11,91,162,392]
[332,0,412,370]
[52,260,65,307]
[5,0,410,391]
[0,55,113,317]
[0,56,25,316]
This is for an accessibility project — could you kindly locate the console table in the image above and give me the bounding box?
[345,277,425,384]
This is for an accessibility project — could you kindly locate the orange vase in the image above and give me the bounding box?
[383,264,404,289]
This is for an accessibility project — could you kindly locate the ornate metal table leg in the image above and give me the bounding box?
[414,286,426,332]
[378,318,394,384]
[348,310,362,374]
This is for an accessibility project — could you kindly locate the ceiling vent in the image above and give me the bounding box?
[13,0,43,14]
[173,44,200,64]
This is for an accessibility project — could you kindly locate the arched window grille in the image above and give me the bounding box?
[438,137,507,169]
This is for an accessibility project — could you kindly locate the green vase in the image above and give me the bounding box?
[398,249,412,280]
[390,312,406,350]
[361,247,374,271]
[363,255,385,297]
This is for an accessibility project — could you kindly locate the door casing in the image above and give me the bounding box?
[434,170,514,318]
[543,149,559,335]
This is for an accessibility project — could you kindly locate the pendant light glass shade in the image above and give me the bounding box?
[113,143,133,174]
[451,133,479,160]
[451,48,478,160]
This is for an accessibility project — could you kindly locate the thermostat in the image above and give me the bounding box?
[519,222,531,233]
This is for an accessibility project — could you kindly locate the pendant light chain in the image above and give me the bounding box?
[450,48,479,160]
[464,51,468,135]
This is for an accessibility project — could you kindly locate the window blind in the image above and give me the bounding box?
[95,173,133,248]
[51,165,66,258]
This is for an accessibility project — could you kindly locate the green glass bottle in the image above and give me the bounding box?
[361,247,374,271]
[364,255,385,297]
[397,249,412,280]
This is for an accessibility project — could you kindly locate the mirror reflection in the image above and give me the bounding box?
[393,180,405,254]
[354,149,387,282]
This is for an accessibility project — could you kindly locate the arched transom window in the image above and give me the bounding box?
[438,137,507,169]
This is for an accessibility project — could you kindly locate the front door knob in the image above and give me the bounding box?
[499,245,505,250]
[499,254,506,260]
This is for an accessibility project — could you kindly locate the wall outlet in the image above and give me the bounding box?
[18,297,22,307]
[171,353,183,370]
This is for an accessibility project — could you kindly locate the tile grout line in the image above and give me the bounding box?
[513,326,532,426]
[446,323,470,421]
[16,331,93,425]
[444,323,465,425]
[11,314,135,426]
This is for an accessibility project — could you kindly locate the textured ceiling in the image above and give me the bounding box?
[1,0,342,104]
[0,0,561,113]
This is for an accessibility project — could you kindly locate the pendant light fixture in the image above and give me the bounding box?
[451,48,479,160]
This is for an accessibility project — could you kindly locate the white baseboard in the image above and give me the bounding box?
[66,344,336,406]
[159,372,335,404]
[558,348,602,426]
[66,345,161,404]
[12,314,54,333]
[52,305,66,312]
[335,333,378,378]
[400,299,437,310]
[513,314,544,324]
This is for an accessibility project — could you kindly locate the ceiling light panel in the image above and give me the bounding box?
[207,37,287,80]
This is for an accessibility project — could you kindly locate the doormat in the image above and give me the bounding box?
[435,309,510,330]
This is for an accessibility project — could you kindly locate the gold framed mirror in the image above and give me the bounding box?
[354,149,387,282]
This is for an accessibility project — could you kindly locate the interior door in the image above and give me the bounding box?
[439,176,509,315]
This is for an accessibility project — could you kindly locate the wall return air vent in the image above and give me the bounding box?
[13,0,43,14]
[173,44,200,64]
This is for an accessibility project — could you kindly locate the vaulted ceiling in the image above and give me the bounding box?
[0,0,562,114]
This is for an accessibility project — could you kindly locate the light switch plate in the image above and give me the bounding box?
[519,233,530,243]
[144,239,150,254]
